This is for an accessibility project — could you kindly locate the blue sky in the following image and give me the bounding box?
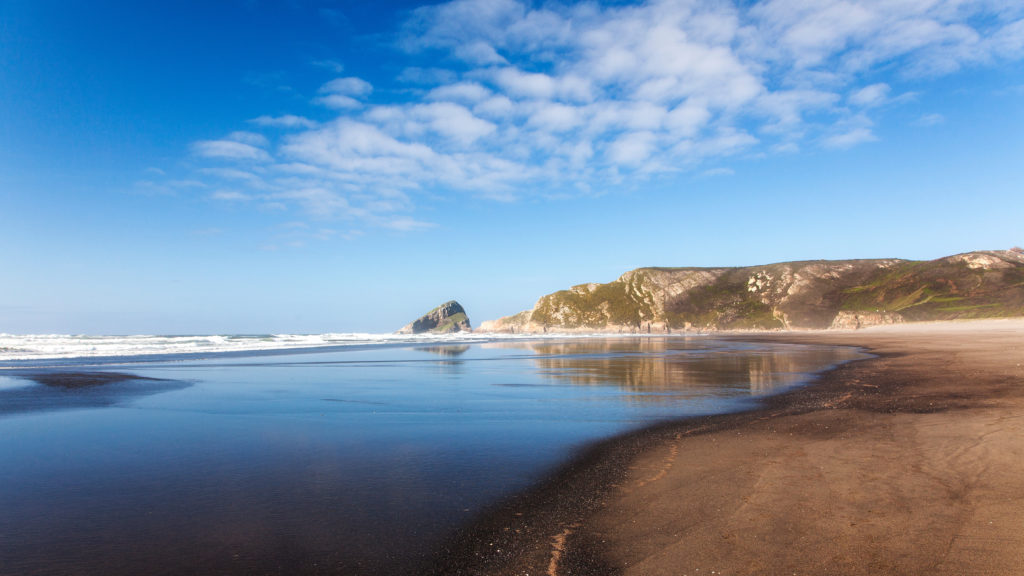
[2,0,1023,334]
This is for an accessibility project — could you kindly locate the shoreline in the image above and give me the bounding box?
[426,319,1024,575]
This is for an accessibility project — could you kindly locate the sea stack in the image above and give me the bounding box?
[397,300,472,334]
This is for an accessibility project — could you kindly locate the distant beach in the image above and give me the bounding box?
[429,319,1024,575]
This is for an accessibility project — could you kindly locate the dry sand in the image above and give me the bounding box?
[430,319,1024,576]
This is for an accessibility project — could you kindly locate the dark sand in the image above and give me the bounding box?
[20,371,163,388]
[429,320,1024,575]
[0,371,186,417]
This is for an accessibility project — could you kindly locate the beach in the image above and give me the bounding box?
[431,320,1024,575]
[1,336,855,576]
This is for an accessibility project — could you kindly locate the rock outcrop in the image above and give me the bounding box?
[397,301,472,334]
[829,311,905,330]
[479,250,1024,333]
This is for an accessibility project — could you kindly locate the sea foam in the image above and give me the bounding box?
[0,331,600,362]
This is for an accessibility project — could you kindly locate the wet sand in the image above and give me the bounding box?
[19,371,164,389]
[0,371,189,417]
[430,319,1024,575]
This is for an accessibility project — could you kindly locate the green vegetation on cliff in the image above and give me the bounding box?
[667,274,784,330]
[836,259,1024,320]
[531,274,659,329]
[432,312,470,333]
[482,250,1024,333]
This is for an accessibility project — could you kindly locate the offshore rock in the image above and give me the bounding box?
[397,301,472,334]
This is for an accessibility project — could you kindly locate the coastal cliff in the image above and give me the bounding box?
[478,250,1024,333]
[397,300,472,334]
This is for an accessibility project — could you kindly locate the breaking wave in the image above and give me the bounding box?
[0,331,605,361]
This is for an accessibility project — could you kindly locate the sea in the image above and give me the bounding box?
[0,333,866,575]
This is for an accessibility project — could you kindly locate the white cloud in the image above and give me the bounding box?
[311,59,344,73]
[403,0,526,53]
[849,83,891,107]
[273,187,354,219]
[180,0,1024,235]
[249,115,318,129]
[281,119,439,186]
[665,101,711,138]
[567,140,593,169]
[320,77,373,97]
[988,18,1024,58]
[751,0,877,69]
[167,179,207,189]
[691,128,758,157]
[486,68,594,103]
[572,4,760,109]
[382,217,436,231]
[822,113,878,149]
[211,190,251,201]
[427,82,492,103]
[226,131,269,147]
[914,113,945,126]
[412,102,499,145]
[316,94,363,109]
[396,67,458,85]
[364,102,498,146]
[492,68,557,100]
[473,95,516,118]
[701,167,735,177]
[607,131,657,167]
[526,102,584,132]
[454,41,507,64]
[824,126,877,149]
[587,101,666,133]
[757,89,839,130]
[315,77,373,109]
[200,168,269,187]
[751,0,1024,78]
[193,139,271,162]
[773,141,800,154]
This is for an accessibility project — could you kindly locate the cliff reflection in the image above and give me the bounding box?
[414,345,471,375]
[483,338,859,402]
[416,346,470,357]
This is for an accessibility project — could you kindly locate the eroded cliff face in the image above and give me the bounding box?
[478,250,1024,333]
[829,311,905,330]
[397,300,472,334]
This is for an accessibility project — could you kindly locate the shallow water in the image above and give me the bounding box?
[0,337,864,575]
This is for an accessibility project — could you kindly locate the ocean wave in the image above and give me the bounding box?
[0,332,609,361]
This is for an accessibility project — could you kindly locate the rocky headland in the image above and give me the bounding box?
[397,300,472,334]
[479,249,1024,333]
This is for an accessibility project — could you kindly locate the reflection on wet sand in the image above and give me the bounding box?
[484,338,862,401]
[0,339,865,576]
[0,371,190,416]
[415,346,472,374]
[416,346,471,357]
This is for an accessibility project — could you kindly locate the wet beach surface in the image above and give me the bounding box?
[0,338,863,575]
[0,371,190,417]
[429,323,1024,576]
